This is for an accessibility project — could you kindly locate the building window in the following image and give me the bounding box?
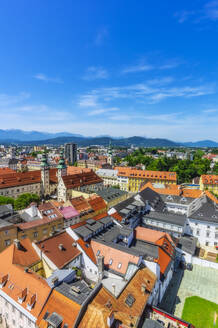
[207,225,210,229]
[96,250,100,256]
[196,230,200,236]
[43,228,47,235]
[206,231,210,237]
[4,230,9,235]
[117,263,122,269]
[4,239,11,246]
[109,259,113,265]
[33,231,38,238]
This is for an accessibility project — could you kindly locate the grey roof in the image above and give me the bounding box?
[95,187,128,202]
[144,211,187,227]
[189,197,218,223]
[96,169,118,178]
[46,312,63,328]
[74,226,92,239]
[161,194,194,205]
[177,235,198,255]
[139,187,165,212]
[55,279,92,305]
[0,204,13,218]
[85,221,103,232]
[99,216,113,225]
[0,219,13,229]
[93,224,132,243]
[142,319,164,328]
[114,196,140,217]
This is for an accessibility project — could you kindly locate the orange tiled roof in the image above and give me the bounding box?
[115,167,177,181]
[205,190,218,204]
[78,267,156,328]
[110,211,123,222]
[0,245,50,318]
[91,240,139,275]
[12,238,40,267]
[0,168,58,189]
[37,289,81,328]
[36,232,81,269]
[67,166,92,174]
[17,202,63,230]
[182,188,203,198]
[201,174,218,185]
[135,227,174,275]
[77,239,97,264]
[87,195,107,212]
[70,196,92,213]
[0,167,16,175]
[62,170,102,190]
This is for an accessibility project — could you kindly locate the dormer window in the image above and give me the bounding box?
[0,274,8,288]
[117,263,122,269]
[18,288,27,304]
[109,259,113,265]
[96,250,100,256]
[27,294,36,311]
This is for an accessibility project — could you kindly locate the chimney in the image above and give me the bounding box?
[14,239,21,250]
[58,244,64,251]
[97,255,104,281]
[30,202,38,217]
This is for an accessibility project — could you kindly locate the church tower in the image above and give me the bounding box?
[57,149,67,181]
[41,152,50,197]
[57,149,67,202]
[107,141,113,166]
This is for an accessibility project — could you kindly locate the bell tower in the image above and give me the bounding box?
[41,152,50,197]
[57,149,67,181]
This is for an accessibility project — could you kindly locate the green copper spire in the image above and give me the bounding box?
[57,149,67,169]
[108,141,112,155]
[40,152,49,168]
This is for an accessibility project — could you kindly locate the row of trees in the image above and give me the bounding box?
[124,150,212,184]
[0,193,40,210]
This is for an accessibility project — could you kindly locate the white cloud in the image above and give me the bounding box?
[81,82,215,104]
[88,107,119,116]
[83,66,108,80]
[78,94,99,107]
[122,64,153,74]
[34,73,63,83]
[202,108,218,113]
[0,92,30,107]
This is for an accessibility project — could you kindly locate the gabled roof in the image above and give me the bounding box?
[201,174,218,185]
[36,289,81,328]
[36,232,81,269]
[0,168,58,189]
[12,238,40,267]
[78,267,157,328]
[115,166,177,181]
[91,240,140,276]
[62,170,103,190]
[0,245,51,318]
[70,196,93,213]
[87,195,107,212]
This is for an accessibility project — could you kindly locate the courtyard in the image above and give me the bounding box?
[159,264,218,320]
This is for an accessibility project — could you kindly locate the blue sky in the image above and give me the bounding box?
[0,0,218,141]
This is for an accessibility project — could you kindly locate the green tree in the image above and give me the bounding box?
[0,196,14,206]
[14,193,40,210]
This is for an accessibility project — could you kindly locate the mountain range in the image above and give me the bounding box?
[0,129,217,148]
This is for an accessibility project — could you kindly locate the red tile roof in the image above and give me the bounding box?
[62,170,103,190]
[87,195,107,212]
[0,245,51,318]
[201,174,218,185]
[78,267,157,328]
[0,168,58,189]
[37,289,81,328]
[115,167,177,181]
[70,196,92,213]
[0,167,16,176]
[36,232,81,269]
[91,240,140,275]
[12,238,40,267]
